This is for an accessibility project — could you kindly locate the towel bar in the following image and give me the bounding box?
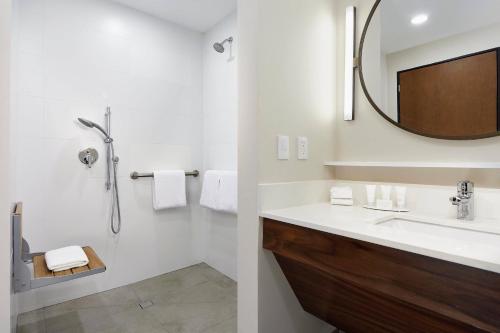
[130,170,199,179]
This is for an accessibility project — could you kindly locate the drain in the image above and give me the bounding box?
[138,300,154,309]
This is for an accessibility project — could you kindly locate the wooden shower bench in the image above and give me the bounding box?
[12,203,106,293]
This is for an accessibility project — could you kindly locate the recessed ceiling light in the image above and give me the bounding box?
[411,14,428,25]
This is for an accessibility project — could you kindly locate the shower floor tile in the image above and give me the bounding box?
[17,263,237,333]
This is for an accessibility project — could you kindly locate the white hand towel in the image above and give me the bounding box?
[45,246,89,272]
[200,171,219,210]
[153,170,187,210]
[200,170,238,214]
[330,186,353,199]
[217,171,237,214]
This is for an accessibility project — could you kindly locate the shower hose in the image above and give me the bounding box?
[109,142,122,234]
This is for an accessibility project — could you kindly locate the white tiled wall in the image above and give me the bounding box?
[12,0,205,312]
[198,13,238,281]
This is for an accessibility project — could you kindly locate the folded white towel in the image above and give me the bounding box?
[330,186,353,199]
[200,170,238,214]
[331,198,354,206]
[45,246,89,272]
[200,171,219,210]
[217,171,237,214]
[153,170,187,210]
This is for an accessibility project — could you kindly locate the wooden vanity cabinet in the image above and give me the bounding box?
[263,218,500,333]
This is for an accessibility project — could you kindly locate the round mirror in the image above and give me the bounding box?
[359,0,500,140]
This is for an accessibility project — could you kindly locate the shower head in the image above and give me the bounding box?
[213,37,233,53]
[213,42,225,53]
[78,117,109,139]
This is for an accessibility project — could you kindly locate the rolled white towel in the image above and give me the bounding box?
[45,246,89,272]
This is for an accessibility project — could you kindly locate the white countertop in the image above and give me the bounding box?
[261,203,500,274]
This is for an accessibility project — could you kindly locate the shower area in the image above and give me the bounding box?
[11,0,238,332]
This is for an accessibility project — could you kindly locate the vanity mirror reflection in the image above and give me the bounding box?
[359,0,500,139]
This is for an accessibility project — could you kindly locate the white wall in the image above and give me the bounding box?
[238,0,337,331]
[257,0,336,330]
[13,0,205,312]
[200,13,238,281]
[0,1,13,331]
[237,0,259,331]
[362,9,383,111]
[257,0,336,183]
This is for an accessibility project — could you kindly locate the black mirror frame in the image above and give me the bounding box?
[358,0,500,140]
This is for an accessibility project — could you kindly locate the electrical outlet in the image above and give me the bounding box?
[277,135,290,160]
[297,136,308,160]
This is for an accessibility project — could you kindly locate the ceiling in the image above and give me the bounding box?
[111,0,237,32]
[379,0,500,53]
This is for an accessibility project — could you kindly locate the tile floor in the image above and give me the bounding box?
[17,263,237,333]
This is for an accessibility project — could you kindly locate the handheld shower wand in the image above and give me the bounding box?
[78,108,122,234]
[77,118,110,140]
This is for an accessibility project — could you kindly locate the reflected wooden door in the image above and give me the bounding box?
[398,50,498,138]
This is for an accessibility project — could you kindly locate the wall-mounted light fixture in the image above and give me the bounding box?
[344,6,356,121]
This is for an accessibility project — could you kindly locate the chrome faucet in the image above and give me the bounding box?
[449,180,474,221]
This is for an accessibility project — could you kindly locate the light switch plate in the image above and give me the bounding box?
[297,136,308,160]
[277,135,290,160]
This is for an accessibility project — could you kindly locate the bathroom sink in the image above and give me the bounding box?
[376,218,500,248]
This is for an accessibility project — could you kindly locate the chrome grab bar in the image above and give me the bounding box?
[130,170,200,179]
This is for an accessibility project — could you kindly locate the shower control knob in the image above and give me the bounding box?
[79,148,99,168]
